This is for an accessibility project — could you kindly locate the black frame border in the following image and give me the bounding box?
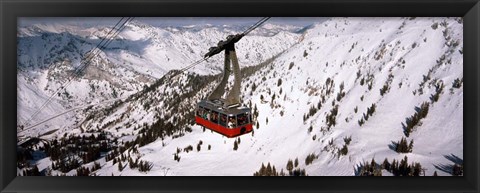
[1,0,479,192]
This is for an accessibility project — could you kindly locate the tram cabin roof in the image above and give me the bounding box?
[197,100,250,116]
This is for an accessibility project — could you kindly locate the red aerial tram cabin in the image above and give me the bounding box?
[194,17,270,137]
[195,100,253,138]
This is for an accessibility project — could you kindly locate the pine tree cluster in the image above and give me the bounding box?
[304,100,322,122]
[393,137,414,153]
[386,156,423,176]
[404,101,429,137]
[337,136,352,157]
[183,145,193,153]
[173,148,181,162]
[380,83,390,96]
[305,153,318,165]
[358,103,376,126]
[344,136,352,145]
[338,144,348,156]
[430,81,444,102]
[357,158,383,176]
[357,156,423,176]
[452,78,463,89]
[290,168,307,176]
[45,132,114,166]
[324,77,335,96]
[417,69,433,95]
[358,118,365,126]
[380,74,394,96]
[134,118,176,147]
[325,105,339,129]
[128,156,140,169]
[138,160,153,172]
[284,159,308,176]
[253,162,284,176]
[51,155,82,173]
[76,166,91,176]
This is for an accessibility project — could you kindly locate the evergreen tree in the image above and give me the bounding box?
[286,159,294,172]
[419,101,430,118]
[382,158,390,171]
[255,163,266,176]
[118,161,123,171]
[408,139,414,152]
[233,140,238,151]
[399,156,409,176]
[339,144,348,156]
[370,158,376,169]
[294,158,299,167]
[391,159,398,175]
[305,153,317,165]
[452,78,462,88]
[413,163,422,176]
[395,137,413,153]
[266,163,272,176]
[289,62,295,70]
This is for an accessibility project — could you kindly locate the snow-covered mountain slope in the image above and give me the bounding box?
[18,17,463,176]
[17,19,300,135]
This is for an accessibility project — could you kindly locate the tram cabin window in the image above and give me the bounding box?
[219,113,227,127]
[211,111,219,123]
[228,116,237,128]
[205,109,211,120]
[197,107,204,117]
[237,113,249,126]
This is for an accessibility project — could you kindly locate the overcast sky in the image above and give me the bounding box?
[18,17,328,28]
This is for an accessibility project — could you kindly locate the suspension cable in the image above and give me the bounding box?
[242,17,271,36]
